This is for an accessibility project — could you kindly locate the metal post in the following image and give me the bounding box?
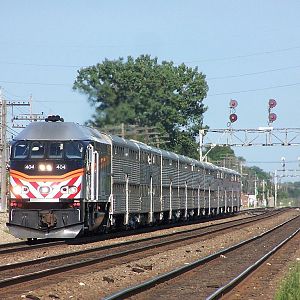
[208,185,211,215]
[169,181,172,220]
[121,123,125,139]
[262,179,265,207]
[125,174,129,225]
[199,129,204,161]
[149,176,153,223]
[254,173,257,207]
[274,170,277,208]
[0,90,7,212]
[197,185,200,216]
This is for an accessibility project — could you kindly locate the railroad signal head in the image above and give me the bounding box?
[229,99,238,108]
[229,113,238,123]
[228,99,238,126]
[269,99,277,108]
[268,99,277,125]
[268,112,277,123]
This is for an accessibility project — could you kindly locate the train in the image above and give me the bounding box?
[7,115,241,239]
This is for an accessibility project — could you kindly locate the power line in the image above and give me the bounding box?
[2,88,28,99]
[0,61,82,68]
[0,45,300,70]
[207,64,300,80]
[0,80,71,86]
[184,45,300,63]
[208,81,300,96]
[4,64,300,87]
[246,160,299,164]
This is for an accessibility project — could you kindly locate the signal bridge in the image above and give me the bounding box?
[199,127,300,161]
[274,169,300,178]
[200,127,300,148]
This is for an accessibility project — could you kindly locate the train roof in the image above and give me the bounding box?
[13,122,110,144]
[107,134,140,151]
[14,121,241,176]
[219,166,241,176]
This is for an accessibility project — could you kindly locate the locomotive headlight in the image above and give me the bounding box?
[69,186,78,194]
[13,185,22,195]
[38,163,53,172]
[46,164,53,172]
[60,186,78,194]
[39,186,51,194]
[12,185,29,195]
[38,164,46,171]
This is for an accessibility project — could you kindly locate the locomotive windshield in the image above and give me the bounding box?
[14,141,30,159]
[12,141,84,159]
[65,142,84,159]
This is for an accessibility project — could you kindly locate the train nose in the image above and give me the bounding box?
[39,186,51,195]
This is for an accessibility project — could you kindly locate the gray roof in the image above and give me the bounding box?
[13,122,110,144]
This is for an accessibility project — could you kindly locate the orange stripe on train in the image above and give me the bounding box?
[10,168,84,182]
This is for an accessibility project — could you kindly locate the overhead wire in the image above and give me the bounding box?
[184,45,300,63]
[207,64,300,80]
[208,81,300,96]
[0,80,71,86]
[0,45,300,93]
[246,160,300,164]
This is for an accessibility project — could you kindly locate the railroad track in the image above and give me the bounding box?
[0,207,272,255]
[0,239,65,255]
[103,215,300,300]
[0,208,290,298]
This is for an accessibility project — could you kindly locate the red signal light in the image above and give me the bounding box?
[268,113,277,122]
[229,113,238,123]
[229,99,238,108]
[269,99,277,108]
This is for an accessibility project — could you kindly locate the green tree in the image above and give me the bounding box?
[206,145,235,163]
[73,55,208,158]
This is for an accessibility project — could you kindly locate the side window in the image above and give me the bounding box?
[30,142,45,158]
[14,141,29,159]
[66,142,83,159]
[49,142,64,158]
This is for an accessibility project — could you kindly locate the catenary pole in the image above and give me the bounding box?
[0,89,7,212]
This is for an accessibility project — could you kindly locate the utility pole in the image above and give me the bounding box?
[0,89,7,212]
[274,170,277,207]
[0,90,37,212]
[199,129,204,161]
[11,96,44,128]
[254,173,258,207]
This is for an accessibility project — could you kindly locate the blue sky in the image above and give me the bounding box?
[1,0,300,177]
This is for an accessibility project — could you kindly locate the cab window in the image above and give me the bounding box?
[65,142,83,159]
[30,142,45,158]
[14,141,29,159]
[49,142,64,158]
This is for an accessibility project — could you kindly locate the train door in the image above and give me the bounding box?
[86,144,99,201]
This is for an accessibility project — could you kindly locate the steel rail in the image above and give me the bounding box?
[206,227,300,299]
[103,215,300,300]
[0,209,282,273]
[0,208,268,254]
[0,211,282,272]
[0,210,286,287]
[0,239,65,255]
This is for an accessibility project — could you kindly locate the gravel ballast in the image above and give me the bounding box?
[0,209,298,300]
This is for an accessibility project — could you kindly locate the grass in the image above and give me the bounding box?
[275,261,300,300]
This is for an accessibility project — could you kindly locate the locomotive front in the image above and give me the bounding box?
[7,118,89,239]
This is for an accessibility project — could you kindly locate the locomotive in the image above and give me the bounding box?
[7,116,241,239]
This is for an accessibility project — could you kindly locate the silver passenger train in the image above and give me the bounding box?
[7,116,241,239]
